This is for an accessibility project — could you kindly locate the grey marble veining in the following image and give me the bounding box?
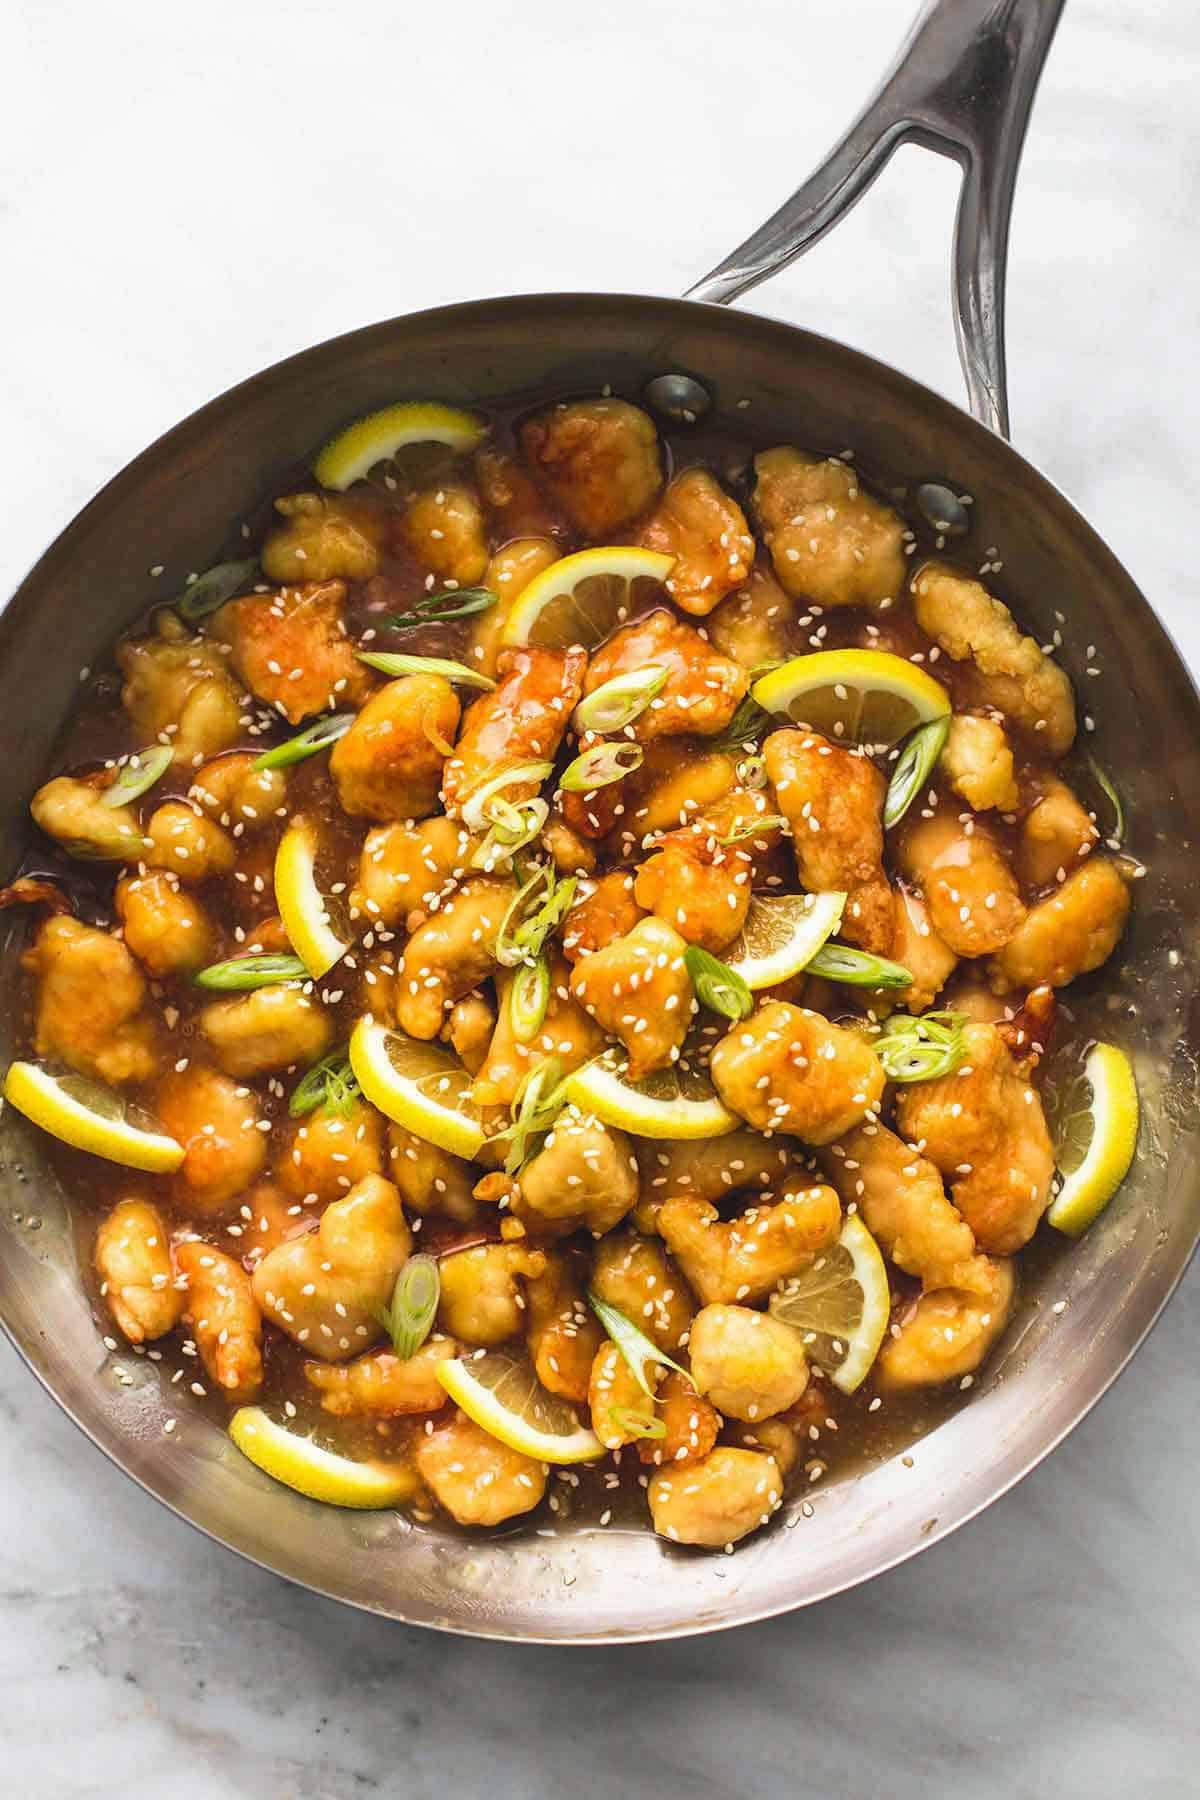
[2,0,1199,1794]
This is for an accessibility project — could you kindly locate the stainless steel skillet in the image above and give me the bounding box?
[1,0,1197,1642]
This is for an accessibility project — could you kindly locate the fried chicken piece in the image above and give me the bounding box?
[638,468,755,617]
[156,1066,268,1214]
[214,580,374,724]
[581,609,747,744]
[275,1097,385,1205]
[94,1199,184,1345]
[764,729,892,954]
[617,738,739,840]
[568,916,694,1078]
[695,788,790,883]
[117,612,243,768]
[143,801,236,884]
[648,1446,782,1547]
[261,491,387,584]
[330,674,460,822]
[386,1124,480,1223]
[471,957,605,1109]
[940,714,1019,812]
[895,1022,1054,1254]
[707,564,805,670]
[687,1303,809,1422]
[400,481,489,586]
[633,826,751,953]
[542,815,596,876]
[304,1337,457,1417]
[514,1111,638,1238]
[189,754,287,832]
[658,1185,842,1307]
[30,775,148,862]
[711,1000,884,1144]
[350,815,474,930]
[589,1229,696,1353]
[232,1180,315,1265]
[175,1241,264,1402]
[436,1242,546,1347]
[444,992,497,1076]
[725,1416,801,1477]
[989,857,1131,993]
[441,645,585,815]
[525,1249,604,1404]
[752,448,905,609]
[24,916,160,1086]
[877,1257,1015,1390]
[467,535,561,678]
[820,1122,975,1288]
[115,871,216,977]
[912,561,1076,756]
[561,870,644,962]
[588,1339,660,1448]
[394,874,515,1039]
[252,1174,411,1360]
[896,804,1025,958]
[475,447,566,542]
[520,398,662,537]
[890,883,957,1013]
[1015,774,1099,890]
[637,1370,721,1469]
[416,1413,546,1526]
[200,985,333,1079]
[634,1129,800,1233]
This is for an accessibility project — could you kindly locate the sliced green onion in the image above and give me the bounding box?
[874,1010,967,1082]
[374,1255,440,1360]
[684,945,753,1021]
[470,798,548,870]
[736,752,768,790]
[102,744,173,809]
[558,742,643,793]
[574,666,667,734]
[501,1057,573,1176]
[883,714,952,829]
[609,1406,666,1441]
[387,587,498,629]
[497,865,555,968]
[710,696,771,750]
[588,1291,687,1397]
[193,953,308,991]
[252,712,354,771]
[514,876,577,960]
[176,558,260,622]
[806,944,913,989]
[1087,757,1125,847]
[357,651,495,690]
[718,813,787,846]
[460,761,553,833]
[288,1046,360,1118]
[509,956,551,1044]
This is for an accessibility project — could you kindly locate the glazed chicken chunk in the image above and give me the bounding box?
[821,1122,976,1289]
[415,1414,547,1527]
[708,564,804,671]
[711,1000,884,1143]
[752,448,906,609]
[252,1174,411,1360]
[764,729,893,954]
[877,1257,1015,1392]
[115,871,216,977]
[350,815,474,930]
[330,674,460,822]
[589,1229,696,1353]
[989,857,1131,993]
[25,916,160,1086]
[634,1128,800,1232]
[304,1337,457,1417]
[648,1446,783,1548]
[386,1125,480,1224]
[214,580,375,724]
[514,1111,638,1237]
[31,775,148,863]
[633,825,751,952]
[525,1250,604,1404]
[568,916,694,1078]
[190,754,287,832]
[939,714,1019,812]
[441,646,586,815]
[156,1066,268,1214]
[472,956,604,1109]
[561,869,644,962]
[687,1303,810,1422]
[200,984,333,1078]
[658,1185,842,1306]
[638,468,755,616]
[401,482,489,586]
[1015,774,1100,890]
[175,1240,264,1403]
[469,536,562,677]
[94,1199,184,1345]
[896,805,1025,959]
[275,1097,385,1206]
[118,612,243,767]
[890,884,957,1013]
[395,874,515,1039]
[581,610,747,744]
[475,446,566,542]
[261,492,386,585]
[520,398,663,537]
[436,1242,546,1346]
[144,801,236,884]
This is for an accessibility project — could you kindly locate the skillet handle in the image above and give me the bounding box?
[685,0,1065,439]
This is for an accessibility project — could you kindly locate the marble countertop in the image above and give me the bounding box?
[2,0,1197,1793]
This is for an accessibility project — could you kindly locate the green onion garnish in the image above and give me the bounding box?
[470,798,549,870]
[193,954,308,991]
[805,944,914,989]
[357,651,495,690]
[374,1255,440,1360]
[509,956,551,1044]
[496,863,578,967]
[883,714,952,829]
[684,945,753,1021]
[176,558,260,622]
[558,742,643,792]
[736,752,768,790]
[386,587,498,629]
[460,761,553,833]
[588,1291,687,1397]
[101,745,173,809]
[710,696,771,750]
[288,1046,360,1118]
[609,1406,666,1441]
[574,666,667,734]
[1087,757,1125,847]
[500,1057,575,1176]
[718,813,787,846]
[253,712,355,771]
[874,1009,967,1082]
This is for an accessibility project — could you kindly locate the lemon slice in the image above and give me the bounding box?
[437,1351,604,1463]
[768,1213,890,1394]
[1046,1042,1139,1237]
[314,400,486,491]
[349,1017,486,1159]
[228,1407,417,1507]
[1,1061,184,1172]
[753,649,951,747]
[275,817,351,979]
[501,546,675,650]
[722,892,847,990]
[564,1049,738,1141]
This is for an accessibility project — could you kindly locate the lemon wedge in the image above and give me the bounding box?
[228,1407,417,1507]
[1,1062,184,1173]
[501,546,675,650]
[349,1017,486,1159]
[722,892,847,990]
[753,649,951,747]
[1046,1041,1139,1236]
[768,1213,891,1394]
[564,1049,738,1141]
[314,400,486,491]
[437,1352,604,1464]
[274,817,351,979]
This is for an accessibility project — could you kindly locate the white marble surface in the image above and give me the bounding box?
[2,0,1198,1793]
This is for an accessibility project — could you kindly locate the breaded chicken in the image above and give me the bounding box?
[939,714,1019,812]
[648,1446,782,1547]
[394,874,515,1039]
[215,580,375,725]
[707,564,805,670]
[252,1174,411,1360]
[401,482,489,586]
[877,1257,1015,1391]
[520,399,663,536]
[764,729,892,954]
[330,674,460,822]
[821,1122,976,1289]
[633,825,751,952]
[441,645,585,815]
[24,916,160,1086]
[890,883,957,1013]
[1015,774,1099,890]
[989,857,1131,992]
[589,1229,696,1353]
[94,1199,184,1345]
[658,1184,842,1305]
[687,1303,810,1421]
[118,612,243,768]
[581,610,748,744]
[752,448,906,609]
[710,1000,884,1143]
[261,491,387,585]
[350,815,474,930]
[896,805,1025,958]
[568,916,695,1078]
[639,468,755,616]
